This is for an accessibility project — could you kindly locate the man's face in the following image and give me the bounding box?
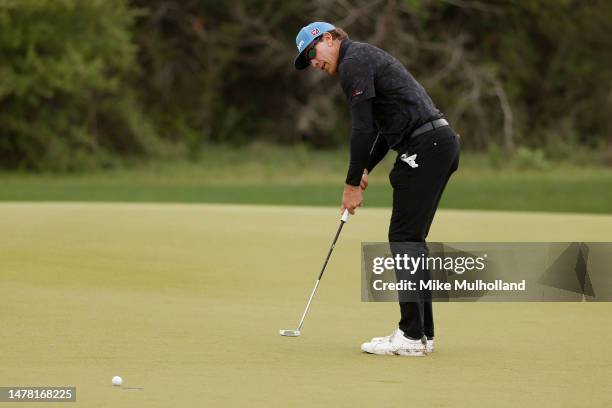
[308,33,339,75]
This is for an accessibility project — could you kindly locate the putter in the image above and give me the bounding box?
[280,209,350,337]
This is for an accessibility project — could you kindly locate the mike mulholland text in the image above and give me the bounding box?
[372,279,527,291]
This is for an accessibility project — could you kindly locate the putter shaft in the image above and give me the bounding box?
[295,279,320,332]
[285,210,349,335]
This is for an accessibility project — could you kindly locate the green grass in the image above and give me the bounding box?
[1,144,611,213]
[1,203,611,407]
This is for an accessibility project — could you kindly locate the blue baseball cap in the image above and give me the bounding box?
[294,22,336,70]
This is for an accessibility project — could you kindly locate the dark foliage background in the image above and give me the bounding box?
[1,0,611,170]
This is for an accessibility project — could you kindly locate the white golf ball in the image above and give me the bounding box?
[112,376,123,386]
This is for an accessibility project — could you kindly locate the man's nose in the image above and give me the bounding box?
[310,59,318,68]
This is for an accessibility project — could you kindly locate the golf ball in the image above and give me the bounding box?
[112,376,122,386]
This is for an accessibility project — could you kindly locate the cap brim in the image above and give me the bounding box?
[294,51,310,70]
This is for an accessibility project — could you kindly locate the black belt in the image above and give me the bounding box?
[410,118,449,138]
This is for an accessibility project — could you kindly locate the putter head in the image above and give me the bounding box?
[279,329,301,337]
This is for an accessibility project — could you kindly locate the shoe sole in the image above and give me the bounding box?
[396,350,425,357]
[368,339,434,354]
[361,349,426,357]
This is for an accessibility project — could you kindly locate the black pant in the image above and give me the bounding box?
[388,126,460,340]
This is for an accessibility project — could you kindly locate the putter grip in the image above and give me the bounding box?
[341,209,349,223]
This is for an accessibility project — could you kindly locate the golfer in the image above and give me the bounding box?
[294,22,460,356]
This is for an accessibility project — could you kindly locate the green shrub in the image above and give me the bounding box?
[513,147,550,171]
[0,0,159,171]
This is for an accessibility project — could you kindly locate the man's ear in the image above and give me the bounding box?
[323,32,333,45]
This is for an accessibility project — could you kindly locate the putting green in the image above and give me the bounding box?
[1,202,611,407]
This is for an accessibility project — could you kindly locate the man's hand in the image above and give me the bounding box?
[360,169,369,191]
[341,184,364,215]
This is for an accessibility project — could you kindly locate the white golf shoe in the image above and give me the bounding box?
[369,330,434,353]
[361,329,426,356]
[426,338,434,353]
[369,330,395,344]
